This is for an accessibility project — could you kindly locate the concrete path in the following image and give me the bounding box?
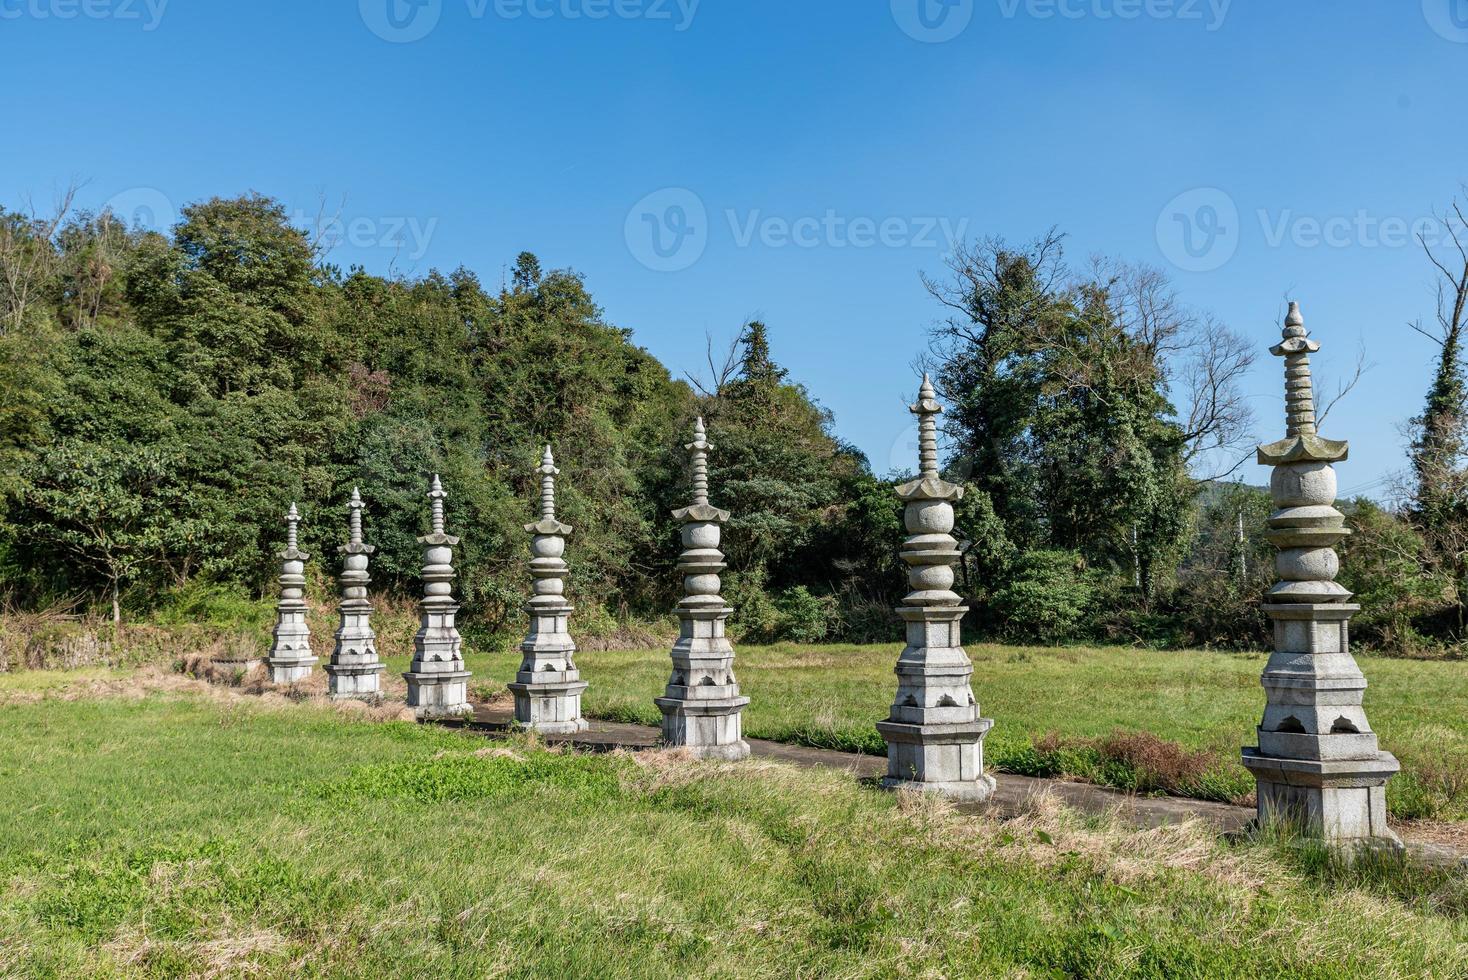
[457,705,1465,867]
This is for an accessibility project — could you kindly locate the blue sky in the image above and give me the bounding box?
[4,1,1466,496]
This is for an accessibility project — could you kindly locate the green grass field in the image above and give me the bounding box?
[401,641,1468,821]
[2,673,1466,978]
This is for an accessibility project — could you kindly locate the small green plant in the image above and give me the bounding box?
[991,550,1092,643]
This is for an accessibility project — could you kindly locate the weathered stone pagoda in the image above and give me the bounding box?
[655,418,750,760]
[403,475,472,719]
[267,503,318,684]
[1242,302,1400,847]
[326,488,385,700]
[876,376,994,801]
[508,446,588,734]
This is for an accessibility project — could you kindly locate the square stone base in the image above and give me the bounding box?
[326,663,385,700]
[508,679,589,735]
[655,695,750,761]
[877,717,995,802]
[1242,748,1402,848]
[404,669,472,720]
[267,657,318,685]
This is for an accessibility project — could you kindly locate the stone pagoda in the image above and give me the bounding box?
[326,488,385,700]
[876,376,994,801]
[508,446,589,734]
[1242,302,1400,847]
[403,475,472,719]
[267,503,318,684]
[655,418,750,760]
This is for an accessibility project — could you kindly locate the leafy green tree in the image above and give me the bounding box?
[1406,204,1468,632]
[13,442,179,623]
[924,233,1246,622]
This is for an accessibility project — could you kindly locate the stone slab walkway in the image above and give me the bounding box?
[452,705,1468,867]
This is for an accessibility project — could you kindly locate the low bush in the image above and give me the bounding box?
[990,550,1092,643]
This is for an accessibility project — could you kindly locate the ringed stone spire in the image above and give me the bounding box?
[267,503,318,684]
[403,475,472,719]
[1241,302,1400,848]
[508,446,589,734]
[655,418,750,760]
[326,488,385,700]
[876,375,995,801]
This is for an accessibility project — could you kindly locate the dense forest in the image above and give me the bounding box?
[1,191,1465,655]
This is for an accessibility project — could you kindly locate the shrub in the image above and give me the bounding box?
[989,550,1091,643]
[726,570,781,643]
[774,586,839,644]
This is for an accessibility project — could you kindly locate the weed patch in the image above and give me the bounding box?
[999,730,1253,804]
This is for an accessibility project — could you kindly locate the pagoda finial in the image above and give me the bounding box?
[429,475,446,535]
[286,503,300,549]
[537,445,560,520]
[1271,301,1320,438]
[688,418,711,506]
[347,488,364,547]
[910,373,942,479]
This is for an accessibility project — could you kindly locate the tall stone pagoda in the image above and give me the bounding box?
[876,376,994,801]
[403,475,472,719]
[326,488,385,700]
[267,503,318,684]
[1242,302,1400,847]
[655,418,750,760]
[508,446,589,733]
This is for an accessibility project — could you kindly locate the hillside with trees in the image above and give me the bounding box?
[2,191,1467,656]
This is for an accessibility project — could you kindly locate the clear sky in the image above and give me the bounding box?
[4,1,1465,496]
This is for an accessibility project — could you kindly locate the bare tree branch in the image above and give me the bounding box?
[1315,345,1370,430]
[685,329,741,398]
[0,182,79,334]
